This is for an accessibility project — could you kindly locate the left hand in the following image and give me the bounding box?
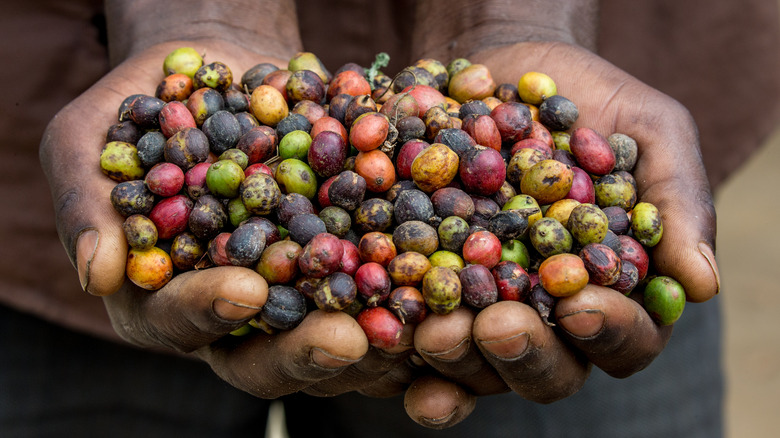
[402,41,719,428]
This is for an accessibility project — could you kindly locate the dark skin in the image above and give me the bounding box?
[40,0,719,429]
[403,40,719,425]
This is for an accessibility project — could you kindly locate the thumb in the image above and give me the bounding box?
[630,109,720,303]
[646,184,719,303]
[404,375,477,429]
[42,91,129,297]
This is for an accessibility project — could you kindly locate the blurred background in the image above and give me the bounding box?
[718,125,780,437]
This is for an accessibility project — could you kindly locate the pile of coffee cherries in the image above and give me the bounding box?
[100,47,684,348]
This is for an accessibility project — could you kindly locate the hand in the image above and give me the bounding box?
[38,40,420,402]
[403,41,720,427]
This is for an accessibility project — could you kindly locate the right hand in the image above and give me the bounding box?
[40,40,417,400]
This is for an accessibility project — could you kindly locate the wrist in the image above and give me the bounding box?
[105,0,302,67]
[411,0,598,62]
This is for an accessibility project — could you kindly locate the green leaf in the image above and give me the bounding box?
[366,52,390,90]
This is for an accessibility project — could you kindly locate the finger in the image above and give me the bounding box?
[40,45,289,298]
[475,42,720,302]
[555,284,673,378]
[561,51,720,303]
[40,45,177,297]
[103,265,268,351]
[472,300,590,403]
[403,375,477,430]
[41,89,131,297]
[200,310,368,399]
[626,106,719,302]
[303,322,417,396]
[414,307,508,395]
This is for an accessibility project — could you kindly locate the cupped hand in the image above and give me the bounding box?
[404,41,719,427]
[38,40,407,402]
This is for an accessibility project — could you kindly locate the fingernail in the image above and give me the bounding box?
[419,408,459,428]
[557,309,605,340]
[477,332,529,360]
[698,242,721,294]
[420,337,470,362]
[212,297,262,321]
[76,230,99,292]
[408,353,428,368]
[310,347,361,369]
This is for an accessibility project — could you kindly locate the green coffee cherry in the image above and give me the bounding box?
[163,47,203,78]
[568,203,609,246]
[422,266,462,315]
[206,159,245,198]
[643,276,685,325]
[631,202,663,247]
[100,141,144,182]
[530,217,573,258]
